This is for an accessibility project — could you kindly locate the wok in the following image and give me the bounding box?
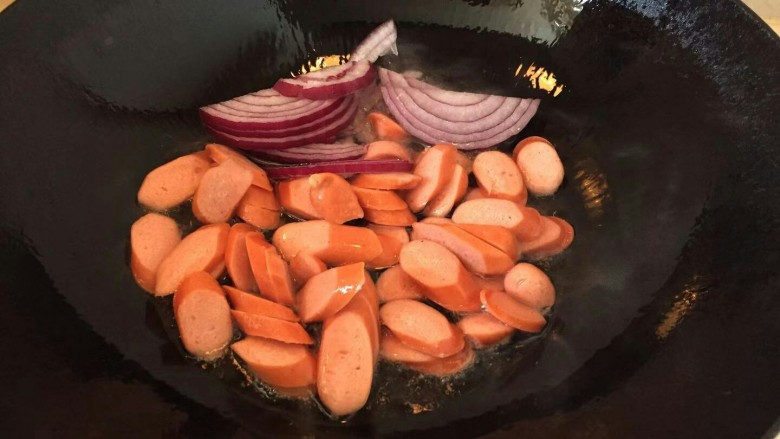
[0,0,778,437]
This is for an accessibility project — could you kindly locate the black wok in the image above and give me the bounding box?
[0,0,778,437]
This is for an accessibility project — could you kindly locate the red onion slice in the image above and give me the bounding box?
[351,20,398,62]
[254,143,367,163]
[273,60,377,99]
[200,96,344,131]
[203,96,354,138]
[265,159,412,179]
[206,99,358,151]
[380,69,522,131]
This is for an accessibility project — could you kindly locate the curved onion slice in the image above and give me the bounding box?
[203,97,354,138]
[273,60,377,100]
[265,159,412,180]
[200,89,343,131]
[351,20,398,63]
[254,143,367,163]
[378,69,540,150]
[206,99,358,151]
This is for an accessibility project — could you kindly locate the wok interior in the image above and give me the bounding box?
[1,0,778,437]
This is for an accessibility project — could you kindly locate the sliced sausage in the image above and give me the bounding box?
[472,150,526,204]
[452,199,542,242]
[363,207,416,227]
[517,215,574,259]
[352,186,409,211]
[480,289,546,333]
[473,275,506,293]
[456,151,473,175]
[192,159,254,224]
[504,263,555,309]
[224,286,299,322]
[297,262,366,322]
[423,164,468,218]
[408,344,475,377]
[236,186,281,230]
[205,143,272,191]
[399,240,481,312]
[317,299,375,416]
[224,223,258,293]
[363,140,412,161]
[380,329,437,364]
[276,178,322,220]
[367,113,409,142]
[405,144,458,212]
[130,213,181,293]
[231,310,313,344]
[350,172,422,190]
[273,220,383,265]
[137,152,211,211]
[173,271,232,360]
[379,299,465,358]
[410,222,514,276]
[453,223,520,261]
[366,225,409,270]
[289,253,327,286]
[231,337,316,388]
[376,265,424,302]
[463,187,487,202]
[245,232,295,306]
[308,173,363,224]
[457,313,514,348]
[155,223,229,296]
[355,275,381,362]
[512,136,564,196]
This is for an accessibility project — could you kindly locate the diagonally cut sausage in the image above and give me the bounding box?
[480,289,546,333]
[231,310,313,344]
[173,271,233,360]
[411,222,514,276]
[155,223,230,296]
[379,299,465,358]
[192,159,254,224]
[308,173,363,224]
[245,232,295,306]
[297,262,366,323]
[224,223,258,293]
[131,213,181,293]
[224,286,299,322]
[137,152,211,211]
[231,337,316,388]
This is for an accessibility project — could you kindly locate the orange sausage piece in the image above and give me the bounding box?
[363,207,416,227]
[224,223,258,292]
[512,136,564,196]
[463,187,487,202]
[380,299,465,358]
[205,143,272,191]
[354,275,381,362]
[275,178,321,220]
[236,186,281,230]
[480,290,546,333]
[363,140,412,161]
[317,299,375,416]
[472,150,526,203]
[423,164,468,218]
[380,329,437,364]
[192,159,254,224]
[517,216,572,259]
[224,286,299,322]
[405,144,458,212]
[352,186,409,211]
[457,313,514,348]
[173,271,232,360]
[231,337,316,388]
[474,275,506,293]
[367,225,409,269]
[297,262,366,323]
[418,216,452,225]
[350,172,422,190]
[130,213,181,293]
[137,152,211,211]
[308,173,363,224]
[504,263,555,309]
[272,220,383,265]
[289,253,327,286]
[376,265,424,302]
[155,223,229,296]
[452,199,542,241]
[231,310,314,344]
[245,232,295,306]
[456,151,473,175]
[367,113,409,142]
[411,222,514,276]
[399,240,481,312]
[408,344,475,377]
[453,223,520,261]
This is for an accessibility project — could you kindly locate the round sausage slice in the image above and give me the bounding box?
[130,213,181,293]
[379,299,465,358]
[173,271,232,360]
[512,136,564,196]
[480,289,546,333]
[503,263,556,309]
[231,337,316,389]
